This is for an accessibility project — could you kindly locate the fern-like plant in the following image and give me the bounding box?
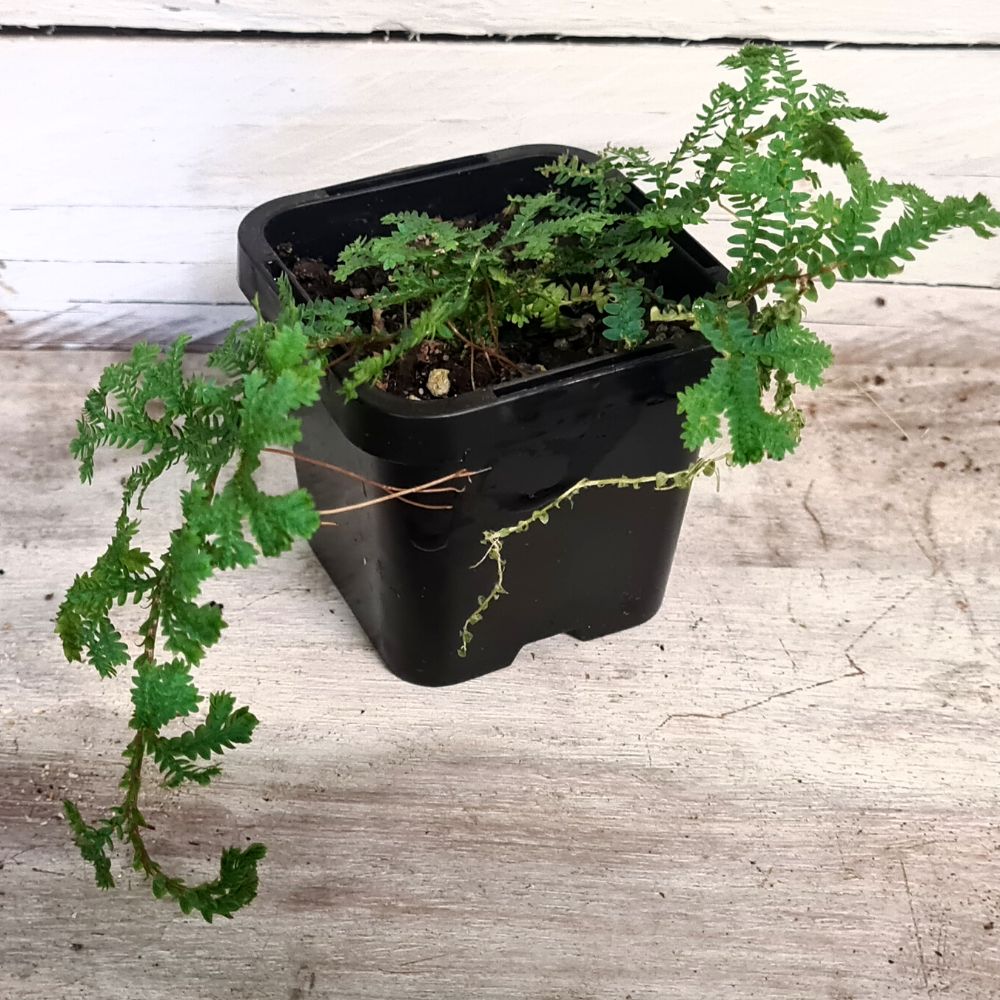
[58,44,999,919]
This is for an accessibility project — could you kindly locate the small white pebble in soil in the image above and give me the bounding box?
[427,368,451,397]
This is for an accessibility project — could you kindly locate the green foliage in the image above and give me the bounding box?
[151,693,259,788]
[131,659,201,730]
[602,283,646,344]
[315,43,997,465]
[148,843,267,922]
[59,43,1000,918]
[57,304,324,920]
[62,800,118,890]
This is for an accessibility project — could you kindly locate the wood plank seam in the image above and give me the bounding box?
[5,26,1000,49]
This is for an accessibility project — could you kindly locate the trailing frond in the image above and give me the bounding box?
[56,514,154,676]
[58,311,328,918]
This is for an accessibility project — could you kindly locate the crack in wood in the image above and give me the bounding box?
[3,25,1000,50]
[655,655,864,729]
[801,479,830,550]
[899,856,932,993]
[845,584,920,654]
[652,582,923,730]
[920,482,999,665]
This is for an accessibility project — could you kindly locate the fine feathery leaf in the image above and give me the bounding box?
[308,44,996,464]
[131,659,202,731]
[156,843,268,922]
[63,800,117,890]
[602,283,647,344]
[150,692,259,788]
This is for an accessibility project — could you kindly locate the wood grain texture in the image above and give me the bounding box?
[1,350,998,999]
[3,0,1000,44]
[2,38,999,352]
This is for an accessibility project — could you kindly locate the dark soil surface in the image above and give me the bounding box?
[275,239,700,400]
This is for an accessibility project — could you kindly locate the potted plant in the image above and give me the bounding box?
[57,44,999,920]
[237,144,729,689]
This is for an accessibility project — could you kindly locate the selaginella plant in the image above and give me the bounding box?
[58,44,999,920]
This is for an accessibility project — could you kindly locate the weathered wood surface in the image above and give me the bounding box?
[1,349,998,999]
[2,39,999,352]
[4,0,1000,45]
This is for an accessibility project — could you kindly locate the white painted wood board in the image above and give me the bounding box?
[1,349,998,998]
[2,38,999,355]
[4,40,997,212]
[4,0,1000,45]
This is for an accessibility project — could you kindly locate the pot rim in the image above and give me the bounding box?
[238,144,723,423]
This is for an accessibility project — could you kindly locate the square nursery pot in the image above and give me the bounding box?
[238,145,723,686]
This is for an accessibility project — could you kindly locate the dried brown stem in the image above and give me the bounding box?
[316,468,481,517]
[446,321,520,375]
[263,447,462,510]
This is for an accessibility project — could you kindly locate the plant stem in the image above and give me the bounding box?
[316,468,481,517]
[458,455,726,656]
[483,279,500,349]
[122,730,157,876]
[745,262,843,299]
[262,447,465,509]
[125,585,163,877]
[446,321,520,375]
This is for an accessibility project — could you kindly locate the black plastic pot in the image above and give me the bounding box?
[238,145,722,686]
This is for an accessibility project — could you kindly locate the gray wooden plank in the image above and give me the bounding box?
[1,349,998,998]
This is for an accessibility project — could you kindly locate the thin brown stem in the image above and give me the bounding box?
[446,321,520,375]
[263,447,460,509]
[446,321,483,388]
[483,280,500,349]
[126,587,161,878]
[317,468,481,517]
[141,592,160,663]
[324,346,359,370]
[313,332,397,371]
